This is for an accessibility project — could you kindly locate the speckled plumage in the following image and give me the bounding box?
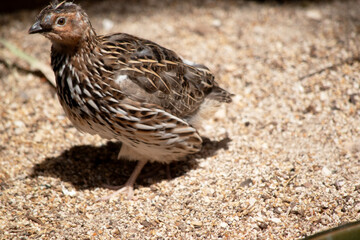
[29,1,232,200]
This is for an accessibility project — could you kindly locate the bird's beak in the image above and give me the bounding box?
[28,20,44,34]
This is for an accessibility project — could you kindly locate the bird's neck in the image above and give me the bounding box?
[51,26,102,91]
[51,27,99,55]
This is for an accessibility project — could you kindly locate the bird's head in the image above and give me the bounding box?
[29,1,93,47]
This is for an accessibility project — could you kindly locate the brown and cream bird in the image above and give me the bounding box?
[29,1,233,200]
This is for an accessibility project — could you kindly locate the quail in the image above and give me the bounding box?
[29,1,233,200]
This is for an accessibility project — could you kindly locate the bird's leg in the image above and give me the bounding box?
[166,164,172,180]
[97,160,148,201]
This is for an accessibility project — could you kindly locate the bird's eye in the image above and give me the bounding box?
[56,17,66,26]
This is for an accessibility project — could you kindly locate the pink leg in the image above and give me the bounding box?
[97,160,148,201]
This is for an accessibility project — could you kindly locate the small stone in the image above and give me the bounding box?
[271,218,281,224]
[322,166,331,177]
[191,220,203,228]
[14,120,25,128]
[13,120,26,135]
[34,132,43,142]
[349,93,359,105]
[303,181,312,188]
[273,207,282,215]
[306,9,322,20]
[240,178,254,188]
[14,128,24,135]
[19,92,30,103]
[354,202,360,212]
[261,194,270,200]
[319,91,327,101]
[141,220,152,228]
[61,185,76,197]
[304,105,317,114]
[249,198,257,206]
[219,222,228,228]
[290,206,303,216]
[334,180,344,190]
[212,19,222,27]
[321,202,329,209]
[258,222,268,230]
[350,141,360,153]
[320,215,330,225]
[150,185,157,192]
[111,228,120,236]
[177,222,187,231]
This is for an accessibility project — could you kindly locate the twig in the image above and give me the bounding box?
[9,227,33,233]
[26,214,44,225]
[0,38,56,87]
[284,172,299,187]
[298,56,360,80]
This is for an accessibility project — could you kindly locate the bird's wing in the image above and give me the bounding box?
[105,98,203,159]
[98,33,225,118]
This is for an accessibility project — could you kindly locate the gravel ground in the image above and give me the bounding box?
[1,0,360,239]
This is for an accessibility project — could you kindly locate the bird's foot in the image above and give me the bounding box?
[96,160,147,202]
[97,183,136,201]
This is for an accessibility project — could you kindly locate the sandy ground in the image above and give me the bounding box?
[1,0,360,239]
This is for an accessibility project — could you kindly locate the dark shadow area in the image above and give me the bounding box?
[0,0,239,13]
[248,0,338,5]
[0,0,353,13]
[30,136,231,190]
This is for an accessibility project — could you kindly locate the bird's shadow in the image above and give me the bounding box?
[30,137,231,190]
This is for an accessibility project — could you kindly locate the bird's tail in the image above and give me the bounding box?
[208,86,233,103]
